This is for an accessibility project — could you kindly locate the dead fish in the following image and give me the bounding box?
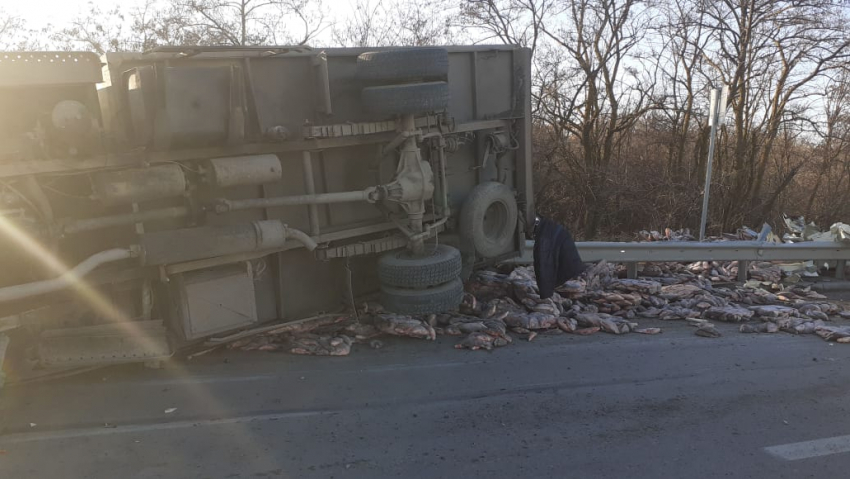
[660,283,704,300]
[455,332,497,351]
[480,303,497,319]
[482,319,509,339]
[572,327,600,336]
[505,312,557,330]
[375,314,436,340]
[749,305,798,318]
[557,317,578,333]
[695,323,721,338]
[290,334,353,356]
[802,310,829,322]
[815,325,850,341]
[703,306,754,323]
[457,321,488,334]
[557,280,586,295]
[527,331,538,342]
[739,323,778,333]
[637,307,662,319]
[521,298,538,310]
[344,322,381,340]
[599,317,623,334]
[779,318,807,334]
[459,293,478,315]
[794,322,817,335]
[634,328,662,335]
[442,324,463,336]
[608,279,663,295]
[576,312,624,334]
[659,307,699,321]
[532,302,560,315]
[436,313,453,326]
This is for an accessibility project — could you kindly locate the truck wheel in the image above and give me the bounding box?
[362,82,449,118]
[357,48,449,84]
[381,278,464,315]
[459,182,518,258]
[378,244,461,288]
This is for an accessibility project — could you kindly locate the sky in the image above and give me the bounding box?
[3,0,394,48]
[5,0,125,30]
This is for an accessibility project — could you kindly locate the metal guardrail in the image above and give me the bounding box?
[514,240,850,281]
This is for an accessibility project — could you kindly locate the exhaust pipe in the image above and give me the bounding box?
[140,220,317,265]
[0,248,137,303]
[0,221,317,304]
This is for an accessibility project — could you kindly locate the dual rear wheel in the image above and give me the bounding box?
[359,48,519,314]
[377,181,518,315]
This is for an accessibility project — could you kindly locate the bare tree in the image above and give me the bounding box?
[460,0,551,54]
[804,74,850,220]
[331,0,455,47]
[462,0,660,238]
[0,9,45,50]
[180,0,328,46]
[0,10,25,50]
[654,0,711,179]
[52,0,197,53]
[697,0,850,230]
[52,2,138,54]
[53,0,328,54]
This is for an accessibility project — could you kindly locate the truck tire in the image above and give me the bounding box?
[362,82,449,118]
[381,278,464,315]
[459,182,518,258]
[378,244,462,288]
[357,48,449,84]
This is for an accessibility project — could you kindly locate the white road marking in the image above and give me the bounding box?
[765,434,850,460]
[0,410,327,445]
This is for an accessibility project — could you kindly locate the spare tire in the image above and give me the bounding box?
[357,48,449,84]
[378,244,461,289]
[381,278,464,315]
[459,182,518,258]
[362,82,450,118]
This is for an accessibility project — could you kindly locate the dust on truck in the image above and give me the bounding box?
[0,46,533,375]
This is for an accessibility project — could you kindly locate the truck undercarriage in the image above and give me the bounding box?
[0,46,533,379]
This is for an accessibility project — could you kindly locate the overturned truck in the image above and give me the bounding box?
[0,46,533,375]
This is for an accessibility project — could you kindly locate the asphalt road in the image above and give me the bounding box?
[3,318,850,478]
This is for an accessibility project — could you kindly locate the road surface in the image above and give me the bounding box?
[3,318,850,478]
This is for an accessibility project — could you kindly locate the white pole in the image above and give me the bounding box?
[699,86,727,241]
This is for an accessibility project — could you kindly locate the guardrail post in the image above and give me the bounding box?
[626,262,638,279]
[838,260,847,280]
[738,260,748,283]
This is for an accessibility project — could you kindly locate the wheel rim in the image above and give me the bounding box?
[482,201,508,242]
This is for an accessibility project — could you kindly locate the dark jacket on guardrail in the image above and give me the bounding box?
[533,217,585,299]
